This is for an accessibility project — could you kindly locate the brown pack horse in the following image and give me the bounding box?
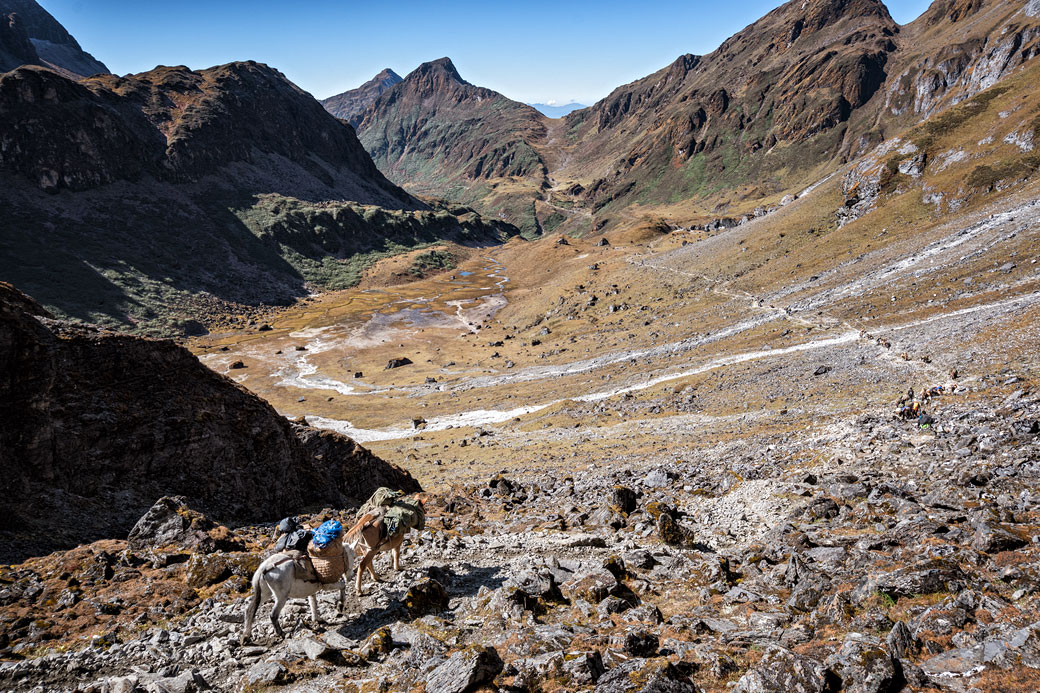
[345,496,426,595]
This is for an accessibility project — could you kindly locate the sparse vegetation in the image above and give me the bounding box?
[966,154,1040,191]
[913,85,1011,152]
[408,249,456,277]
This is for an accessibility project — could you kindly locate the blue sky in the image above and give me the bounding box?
[42,0,935,105]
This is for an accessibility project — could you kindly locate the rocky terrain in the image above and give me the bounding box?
[1,371,1037,691]
[0,0,108,77]
[2,0,1040,691]
[322,68,402,123]
[0,282,419,564]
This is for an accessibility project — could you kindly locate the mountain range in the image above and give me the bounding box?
[0,27,516,334]
[2,0,1040,688]
[332,0,1040,236]
[527,101,588,118]
[5,0,1037,332]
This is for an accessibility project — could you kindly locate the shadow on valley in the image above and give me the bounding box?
[0,177,517,336]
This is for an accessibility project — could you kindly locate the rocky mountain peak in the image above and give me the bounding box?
[919,0,986,25]
[665,53,700,81]
[321,66,403,121]
[0,0,108,77]
[404,56,471,96]
[373,67,402,85]
[795,0,895,32]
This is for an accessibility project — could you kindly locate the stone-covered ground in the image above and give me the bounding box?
[2,374,1037,692]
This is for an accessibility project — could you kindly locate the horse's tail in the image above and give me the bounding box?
[241,558,266,643]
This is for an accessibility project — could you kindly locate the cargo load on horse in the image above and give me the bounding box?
[354,487,405,518]
[308,519,348,584]
[272,516,312,553]
[346,489,427,594]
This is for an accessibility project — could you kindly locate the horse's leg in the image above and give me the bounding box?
[365,536,381,581]
[309,594,321,626]
[267,577,287,640]
[392,543,401,571]
[356,545,380,595]
[338,581,346,616]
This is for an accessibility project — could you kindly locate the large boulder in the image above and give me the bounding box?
[825,634,901,693]
[594,657,699,692]
[404,578,449,618]
[734,648,835,693]
[424,645,503,693]
[852,559,967,604]
[127,496,241,553]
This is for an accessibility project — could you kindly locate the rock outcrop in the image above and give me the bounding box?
[0,282,420,563]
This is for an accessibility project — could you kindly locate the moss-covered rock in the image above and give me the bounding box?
[404,578,449,618]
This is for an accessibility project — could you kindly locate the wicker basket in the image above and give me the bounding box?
[309,537,347,584]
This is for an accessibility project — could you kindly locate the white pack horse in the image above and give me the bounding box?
[241,550,355,644]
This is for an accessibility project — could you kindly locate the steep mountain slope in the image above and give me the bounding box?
[554,0,1040,222]
[347,0,1038,235]
[0,61,517,334]
[555,0,901,215]
[354,58,550,235]
[1,61,409,201]
[0,282,420,563]
[868,0,1040,136]
[0,0,107,77]
[321,67,402,122]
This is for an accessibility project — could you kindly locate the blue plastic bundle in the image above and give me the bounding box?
[311,519,343,549]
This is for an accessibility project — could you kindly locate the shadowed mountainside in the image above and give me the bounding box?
[0,0,107,77]
[0,282,421,563]
[0,60,518,334]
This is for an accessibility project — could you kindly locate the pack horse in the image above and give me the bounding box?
[346,489,426,595]
[241,520,354,643]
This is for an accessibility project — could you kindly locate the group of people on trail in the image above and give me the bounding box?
[896,384,947,427]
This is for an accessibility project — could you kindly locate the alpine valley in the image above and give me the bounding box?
[2,0,1040,691]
